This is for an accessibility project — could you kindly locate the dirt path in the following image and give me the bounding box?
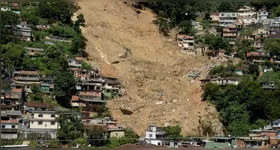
[77,2,223,136]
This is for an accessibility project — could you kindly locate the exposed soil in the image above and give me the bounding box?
[77,2,223,136]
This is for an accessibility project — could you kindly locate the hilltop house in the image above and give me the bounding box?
[24,47,44,58]
[19,102,58,139]
[237,6,257,26]
[257,8,269,24]
[245,51,271,63]
[12,69,40,86]
[1,110,21,139]
[222,24,237,39]
[219,12,238,26]
[36,25,50,31]
[145,125,166,146]
[102,76,122,100]
[176,34,195,50]
[269,17,280,34]
[15,22,32,41]
[45,36,71,43]
[40,75,54,93]
[210,12,219,22]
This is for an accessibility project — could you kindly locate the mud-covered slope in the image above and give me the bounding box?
[77,2,223,136]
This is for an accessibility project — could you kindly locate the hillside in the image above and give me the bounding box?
[77,2,223,136]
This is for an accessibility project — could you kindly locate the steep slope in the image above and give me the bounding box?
[77,2,223,136]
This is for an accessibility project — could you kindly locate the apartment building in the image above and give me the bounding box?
[19,102,58,139]
[1,110,21,139]
[270,17,280,33]
[257,8,269,23]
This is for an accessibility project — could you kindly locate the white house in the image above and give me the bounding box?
[19,110,59,139]
[1,7,11,11]
[237,6,258,25]
[264,119,280,130]
[210,77,240,86]
[144,125,166,146]
[257,8,269,23]
[219,12,238,26]
[0,110,21,139]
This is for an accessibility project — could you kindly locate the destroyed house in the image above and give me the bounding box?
[176,34,195,50]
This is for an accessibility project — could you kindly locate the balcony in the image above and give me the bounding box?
[223,33,237,37]
[14,76,40,81]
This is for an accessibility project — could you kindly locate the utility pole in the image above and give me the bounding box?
[0,6,2,146]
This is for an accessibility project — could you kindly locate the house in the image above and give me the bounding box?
[237,6,257,26]
[194,45,208,56]
[264,119,280,130]
[24,47,44,57]
[236,136,270,148]
[145,125,166,146]
[15,22,32,41]
[19,109,59,139]
[1,110,21,139]
[45,36,71,43]
[68,57,83,74]
[105,118,125,138]
[269,17,280,33]
[36,25,50,31]
[245,51,271,63]
[235,65,246,76]
[222,24,237,39]
[210,77,240,86]
[40,75,54,93]
[12,69,40,86]
[191,21,203,31]
[23,102,55,111]
[71,93,106,110]
[202,137,233,148]
[76,80,104,92]
[210,12,220,22]
[219,12,238,26]
[102,76,122,100]
[1,90,20,111]
[11,87,24,100]
[257,8,269,23]
[1,6,11,11]
[176,34,195,50]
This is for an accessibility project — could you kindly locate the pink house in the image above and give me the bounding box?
[210,12,220,22]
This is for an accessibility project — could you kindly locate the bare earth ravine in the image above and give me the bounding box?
[77,2,223,136]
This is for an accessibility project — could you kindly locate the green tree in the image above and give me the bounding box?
[1,11,20,44]
[54,71,76,107]
[164,125,183,140]
[1,43,24,70]
[264,39,280,57]
[57,113,84,144]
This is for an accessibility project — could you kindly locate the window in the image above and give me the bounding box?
[51,114,55,118]
[1,125,5,128]
[51,121,55,125]
[11,125,15,128]
[149,134,152,138]
[31,50,34,53]
[45,124,47,127]
[38,121,43,125]
[38,114,43,117]
[31,121,34,124]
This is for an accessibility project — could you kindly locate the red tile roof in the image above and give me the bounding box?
[79,91,101,97]
[177,34,193,39]
[12,88,22,93]
[24,102,54,108]
[19,70,38,75]
[72,95,79,101]
[1,119,19,123]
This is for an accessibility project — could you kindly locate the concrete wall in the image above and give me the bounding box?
[109,131,125,138]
